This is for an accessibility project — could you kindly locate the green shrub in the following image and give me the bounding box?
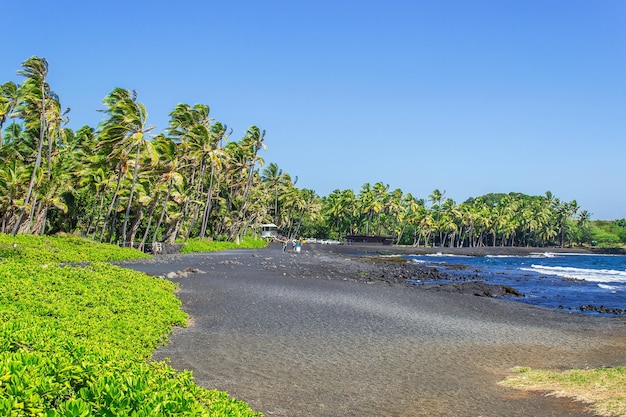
[590,227,622,248]
[0,235,262,416]
[180,236,268,253]
[0,234,151,263]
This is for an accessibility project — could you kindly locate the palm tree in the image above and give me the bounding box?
[261,162,292,227]
[576,209,592,246]
[324,189,355,239]
[11,57,52,235]
[198,122,228,240]
[439,198,458,247]
[420,211,435,247]
[148,134,184,247]
[166,103,227,241]
[387,188,406,243]
[289,188,319,239]
[239,127,266,212]
[230,126,266,241]
[372,182,390,235]
[97,88,155,244]
[358,183,375,235]
[560,200,579,247]
[0,159,29,233]
[0,81,19,147]
[429,189,445,246]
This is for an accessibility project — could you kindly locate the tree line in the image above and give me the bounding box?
[0,56,619,249]
[317,186,593,247]
[0,56,313,248]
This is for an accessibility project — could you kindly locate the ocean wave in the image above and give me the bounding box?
[487,252,560,259]
[597,283,625,292]
[529,252,557,258]
[521,264,626,283]
[423,252,470,258]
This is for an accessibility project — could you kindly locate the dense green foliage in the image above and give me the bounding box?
[1,56,621,249]
[0,233,151,263]
[0,235,261,416]
[180,236,267,253]
[589,220,626,248]
[0,56,314,247]
[319,188,600,248]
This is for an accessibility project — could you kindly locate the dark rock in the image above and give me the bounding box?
[421,281,525,298]
[577,304,626,315]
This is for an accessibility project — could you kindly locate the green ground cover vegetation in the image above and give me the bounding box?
[179,237,267,253]
[501,366,626,417]
[0,234,261,416]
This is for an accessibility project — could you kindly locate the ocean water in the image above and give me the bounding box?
[401,252,626,315]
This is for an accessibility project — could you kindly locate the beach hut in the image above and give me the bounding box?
[260,223,278,239]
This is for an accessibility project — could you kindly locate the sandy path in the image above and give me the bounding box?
[123,245,626,416]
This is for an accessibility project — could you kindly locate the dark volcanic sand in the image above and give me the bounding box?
[122,244,626,417]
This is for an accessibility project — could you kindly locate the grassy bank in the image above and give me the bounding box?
[179,237,268,253]
[0,234,261,416]
[500,366,626,416]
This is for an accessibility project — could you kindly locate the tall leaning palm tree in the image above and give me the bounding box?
[97,88,155,244]
[12,57,53,235]
[232,126,266,240]
[148,133,184,246]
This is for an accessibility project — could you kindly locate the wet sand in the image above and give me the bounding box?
[122,244,626,416]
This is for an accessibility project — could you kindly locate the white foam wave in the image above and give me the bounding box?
[597,283,624,292]
[527,252,560,258]
[521,264,626,283]
[424,252,470,258]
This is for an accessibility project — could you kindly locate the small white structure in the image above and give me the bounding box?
[260,223,278,239]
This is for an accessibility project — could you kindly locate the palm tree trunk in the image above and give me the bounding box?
[128,209,143,248]
[185,163,205,239]
[121,143,141,246]
[152,179,173,244]
[38,204,48,235]
[199,165,215,240]
[100,171,124,243]
[92,190,107,240]
[235,160,258,239]
[85,188,101,237]
[12,85,46,236]
[139,199,158,252]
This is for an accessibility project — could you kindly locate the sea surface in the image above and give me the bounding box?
[401,252,626,315]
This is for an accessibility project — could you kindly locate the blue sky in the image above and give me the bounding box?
[2,1,625,219]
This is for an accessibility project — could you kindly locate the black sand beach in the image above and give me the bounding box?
[123,244,626,416]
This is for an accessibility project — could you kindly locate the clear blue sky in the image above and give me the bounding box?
[3,1,625,219]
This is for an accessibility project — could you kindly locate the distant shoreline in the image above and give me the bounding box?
[313,242,626,257]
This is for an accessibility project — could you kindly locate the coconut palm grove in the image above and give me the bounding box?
[1,56,625,248]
